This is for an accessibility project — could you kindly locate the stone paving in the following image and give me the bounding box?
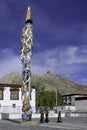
[0,117,87,130]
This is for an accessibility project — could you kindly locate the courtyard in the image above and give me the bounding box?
[0,117,87,130]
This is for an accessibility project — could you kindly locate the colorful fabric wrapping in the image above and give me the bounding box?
[20,22,33,121]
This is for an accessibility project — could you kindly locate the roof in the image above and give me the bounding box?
[0,83,35,89]
[62,93,87,97]
[0,83,21,88]
[75,97,87,101]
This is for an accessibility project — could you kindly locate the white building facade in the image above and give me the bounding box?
[0,83,36,119]
[75,97,87,112]
[57,94,87,113]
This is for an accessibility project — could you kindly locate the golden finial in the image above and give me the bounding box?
[26,6,31,21]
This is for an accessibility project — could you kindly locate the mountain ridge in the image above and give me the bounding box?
[0,72,87,95]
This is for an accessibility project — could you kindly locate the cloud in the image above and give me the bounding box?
[81,78,87,85]
[57,45,87,65]
[0,45,87,79]
[82,78,87,82]
[0,48,22,78]
[32,45,87,65]
[32,45,87,75]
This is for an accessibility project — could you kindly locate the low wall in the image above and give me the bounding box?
[0,112,87,119]
[65,112,87,117]
[0,113,22,119]
[0,112,65,119]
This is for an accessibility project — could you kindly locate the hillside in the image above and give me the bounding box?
[0,73,22,85]
[0,72,87,95]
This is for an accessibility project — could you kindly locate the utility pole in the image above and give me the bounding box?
[55,87,58,113]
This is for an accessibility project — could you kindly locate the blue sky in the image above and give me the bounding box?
[0,0,87,85]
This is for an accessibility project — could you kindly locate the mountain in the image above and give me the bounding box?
[0,72,87,95]
[0,73,22,85]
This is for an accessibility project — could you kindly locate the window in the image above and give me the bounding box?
[10,89,19,100]
[0,89,3,100]
[12,104,16,108]
[68,96,71,105]
[69,96,71,101]
[63,97,67,103]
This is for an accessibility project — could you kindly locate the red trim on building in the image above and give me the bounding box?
[63,93,87,97]
[0,83,35,89]
[75,97,87,100]
[0,83,21,88]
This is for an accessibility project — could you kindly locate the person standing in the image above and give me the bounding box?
[45,110,49,123]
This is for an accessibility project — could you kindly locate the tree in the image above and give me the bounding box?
[57,91,63,105]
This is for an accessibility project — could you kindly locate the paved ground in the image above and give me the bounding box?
[0,117,87,130]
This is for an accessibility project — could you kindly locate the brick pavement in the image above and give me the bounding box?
[0,117,87,130]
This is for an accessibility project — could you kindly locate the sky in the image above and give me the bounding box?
[0,0,87,85]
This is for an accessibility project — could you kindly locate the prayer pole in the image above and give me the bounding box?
[20,6,33,121]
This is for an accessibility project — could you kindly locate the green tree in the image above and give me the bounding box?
[36,90,56,109]
[57,91,63,105]
[36,89,63,108]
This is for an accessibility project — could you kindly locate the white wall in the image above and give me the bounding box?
[0,87,36,114]
[30,88,36,113]
[0,87,22,115]
[75,100,87,112]
[57,106,76,112]
[0,88,22,107]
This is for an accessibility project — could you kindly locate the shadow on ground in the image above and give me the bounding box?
[2,119,22,123]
